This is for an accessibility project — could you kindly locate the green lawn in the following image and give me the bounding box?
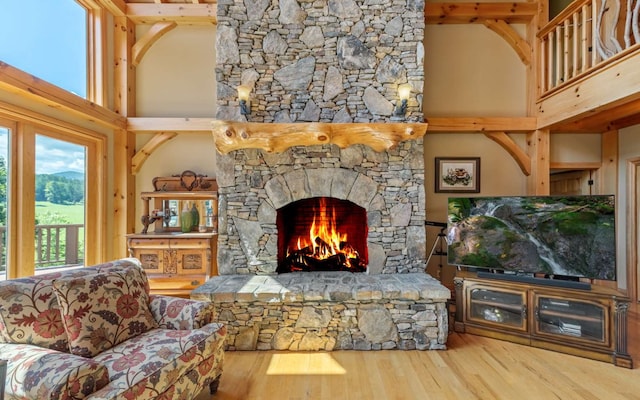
[35,201,84,224]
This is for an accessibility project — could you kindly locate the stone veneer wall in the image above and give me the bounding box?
[216,140,426,274]
[215,0,425,123]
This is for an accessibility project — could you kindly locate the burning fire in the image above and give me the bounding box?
[286,197,363,271]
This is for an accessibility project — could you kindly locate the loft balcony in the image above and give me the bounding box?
[537,0,640,131]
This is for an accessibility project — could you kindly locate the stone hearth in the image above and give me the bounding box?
[191,272,450,351]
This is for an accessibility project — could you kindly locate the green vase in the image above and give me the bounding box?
[191,203,200,227]
[180,205,194,233]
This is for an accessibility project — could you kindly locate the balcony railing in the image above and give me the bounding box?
[538,0,640,96]
[0,224,84,275]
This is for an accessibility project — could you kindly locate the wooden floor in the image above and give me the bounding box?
[195,303,640,400]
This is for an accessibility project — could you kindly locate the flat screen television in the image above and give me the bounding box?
[447,195,616,281]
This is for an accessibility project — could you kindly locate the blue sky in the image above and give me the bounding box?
[0,0,87,174]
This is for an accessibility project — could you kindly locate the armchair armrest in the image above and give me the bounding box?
[149,295,217,329]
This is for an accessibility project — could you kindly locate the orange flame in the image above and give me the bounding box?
[289,198,360,268]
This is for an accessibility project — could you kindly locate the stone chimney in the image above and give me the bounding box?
[215,0,425,123]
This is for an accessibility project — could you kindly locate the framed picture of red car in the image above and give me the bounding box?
[435,157,480,193]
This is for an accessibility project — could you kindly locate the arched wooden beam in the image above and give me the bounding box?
[132,132,178,174]
[132,21,178,67]
[484,131,532,175]
[483,19,532,65]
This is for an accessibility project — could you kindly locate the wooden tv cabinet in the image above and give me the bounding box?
[453,271,632,368]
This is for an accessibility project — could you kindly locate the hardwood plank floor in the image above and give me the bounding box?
[195,303,640,400]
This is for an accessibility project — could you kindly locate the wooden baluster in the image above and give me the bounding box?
[555,26,563,86]
[582,4,590,71]
[564,19,570,82]
[573,12,579,78]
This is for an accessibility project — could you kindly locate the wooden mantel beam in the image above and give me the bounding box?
[425,2,537,24]
[211,121,428,154]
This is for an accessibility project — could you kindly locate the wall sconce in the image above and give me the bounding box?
[394,84,412,117]
[237,85,251,115]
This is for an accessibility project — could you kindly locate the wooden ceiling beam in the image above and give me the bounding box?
[425,2,537,24]
[126,3,216,25]
[426,117,537,132]
[0,61,126,129]
[92,0,126,17]
[128,117,214,132]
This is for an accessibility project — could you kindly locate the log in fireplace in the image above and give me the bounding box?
[276,197,368,273]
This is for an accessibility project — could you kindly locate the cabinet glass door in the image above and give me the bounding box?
[535,295,607,344]
[467,287,526,331]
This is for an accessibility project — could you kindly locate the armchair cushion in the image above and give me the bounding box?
[52,266,157,357]
[0,343,110,399]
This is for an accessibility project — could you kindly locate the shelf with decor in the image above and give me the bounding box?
[454,270,632,368]
[127,170,218,297]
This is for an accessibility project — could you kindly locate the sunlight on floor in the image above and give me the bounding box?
[266,353,347,375]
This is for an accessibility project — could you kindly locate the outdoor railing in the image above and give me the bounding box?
[538,0,640,95]
[0,224,84,274]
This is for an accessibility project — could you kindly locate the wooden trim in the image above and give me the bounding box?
[132,21,178,67]
[600,130,618,195]
[0,118,17,279]
[211,121,428,154]
[126,3,217,25]
[0,62,126,130]
[549,161,602,170]
[426,117,536,132]
[483,19,532,65]
[10,124,36,278]
[425,2,537,24]
[627,158,640,302]
[132,132,178,174]
[484,132,532,175]
[86,6,108,106]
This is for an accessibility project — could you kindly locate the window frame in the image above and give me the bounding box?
[0,111,106,279]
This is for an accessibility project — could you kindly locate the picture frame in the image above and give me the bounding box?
[435,157,480,193]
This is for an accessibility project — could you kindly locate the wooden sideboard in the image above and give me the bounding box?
[127,232,217,297]
[128,171,218,297]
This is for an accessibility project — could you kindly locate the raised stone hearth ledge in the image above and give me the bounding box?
[211,121,428,154]
[191,272,450,351]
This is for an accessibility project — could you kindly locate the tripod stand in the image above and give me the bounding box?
[426,224,448,279]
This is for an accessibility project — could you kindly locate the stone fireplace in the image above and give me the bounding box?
[192,0,450,352]
[216,140,427,275]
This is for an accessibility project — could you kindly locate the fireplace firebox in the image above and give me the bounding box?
[276,197,368,273]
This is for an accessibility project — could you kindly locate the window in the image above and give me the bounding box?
[0,0,88,97]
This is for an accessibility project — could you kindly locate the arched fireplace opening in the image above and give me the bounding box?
[276,197,368,273]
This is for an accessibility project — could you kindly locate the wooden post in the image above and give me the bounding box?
[526,129,550,195]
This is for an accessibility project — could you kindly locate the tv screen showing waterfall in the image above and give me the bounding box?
[447,195,616,281]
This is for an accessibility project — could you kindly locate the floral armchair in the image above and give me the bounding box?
[0,258,226,400]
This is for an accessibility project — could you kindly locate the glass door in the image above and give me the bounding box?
[533,293,608,345]
[467,285,527,332]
